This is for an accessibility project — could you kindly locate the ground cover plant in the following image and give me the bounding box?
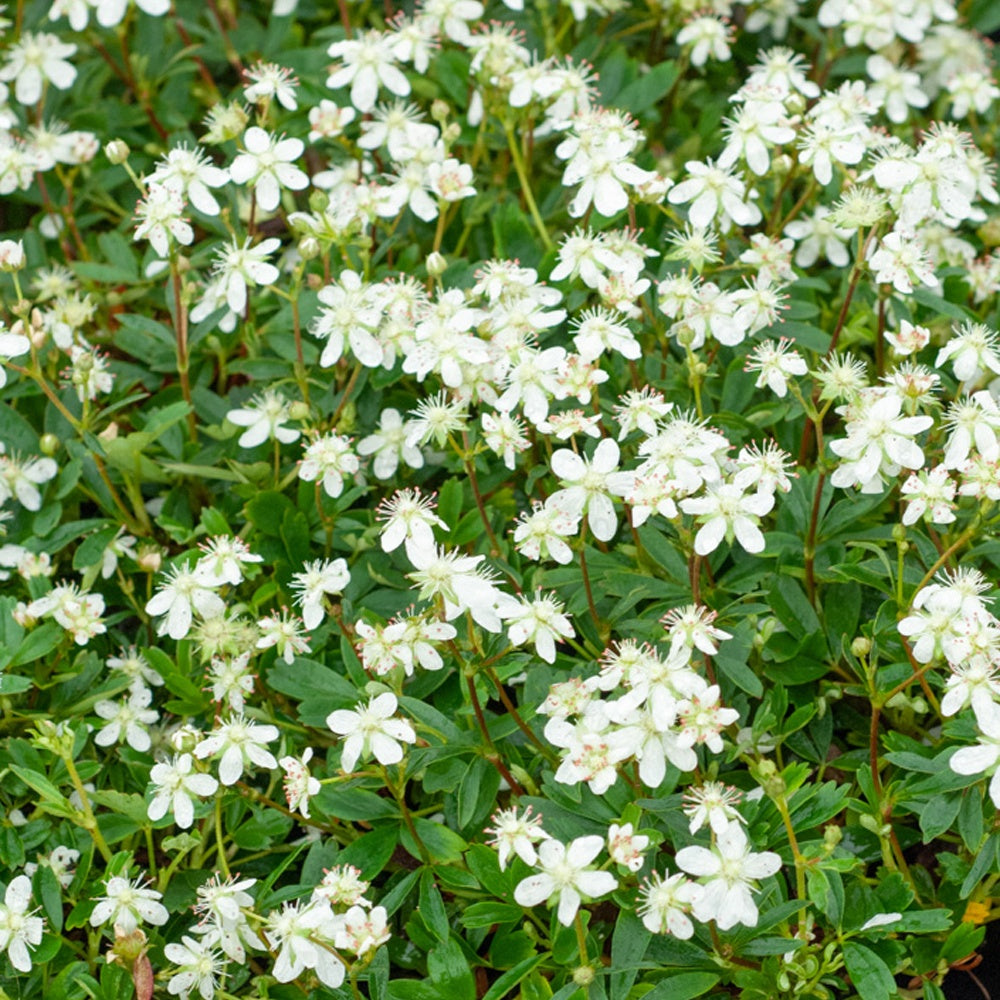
[3,0,1000,997]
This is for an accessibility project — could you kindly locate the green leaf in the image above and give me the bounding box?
[10,765,69,808]
[403,819,468,865]
[428,938,476,1000]
[338,827,399,880]
[610,908,650,998]
[842,942,898,1000]
[768,576,821,640]
[960,834,999,897]
[461,902,523,928]
[34,863,64,931]
[457,756,501,830]
[642,972,722,999]
[10,623,64,668]
[480,954,549,1000]
[71,524,118,571]
[615,61,679,115]
[438,477,464,529]
[419,868,450,942]
[919,793,962,843]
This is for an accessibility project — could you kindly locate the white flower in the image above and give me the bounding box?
[327,30,410,113]
[94,688,158,752]
[0,876,43,972]
[407,545,510,633]
[256,610,311,664]
[513,835,618,926]
[357,407,424,479]
[900,467,955,526]
[146,563,225,641]
[335,903,391,956]
[677,14,732,66]
[829,390,933,493]
[668,159,762,230]
[512,502,579,565]
[950,700,1000,807]
[547,437,632,543]
[133,183,193,258]
[279,747,322,818]
[244,61,299,110]
[745,338,807,398]
[165,935,225,1000]
[90,874,168,933]
[607,822,650,873]
[195,535,263,586]
[147,144,229,216]
[680,483,775,556]
[210,237,281,314]
[193,714,280,786]
[485,806,551,871]
[227,389,301,449]
[0,454,58,511]
[885,319,930,357]
[299,433,358,498]
[148,753,219,829]
[682,781,745,835]
[326,692,416,772]
[675,825,781,930]
[376,488,448,561]
[266,900,345,988]
[0,33,77,105]
[867,231,938,294]
[503,591,575,664]
[637,870,700,938]
[290,558,350,630]
[229,127,308,213]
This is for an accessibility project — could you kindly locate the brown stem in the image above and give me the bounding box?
[465,674,525,796]
[804,470,827,606]
[461,432,501,557]
[485,667,559,764]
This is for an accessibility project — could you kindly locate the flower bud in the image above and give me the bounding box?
[850,636,871,658]
[39,433,60,456]
[299,236,321,260]
[572,966,595,986]
[104,140,131,165]
[288,400,310,422]
[137,547,162,574]
[426,252,447,277]
[0,239,25,271]
[823,823,844,853]
[431,99,450,125]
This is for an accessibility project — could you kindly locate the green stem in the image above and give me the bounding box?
[215,796,231,878]
[62,753,112,862]
[504,124,552,251]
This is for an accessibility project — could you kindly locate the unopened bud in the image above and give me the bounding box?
[443,122,462,144]
[426,252,447,277]
[851,637,871,658]
[104,140,130,165]
[288,400,310,422]
[299,236,321,260]
[170,723,200,753]
[137,548,162,574]
[431,99,450,125]
[39,433,60,456]
[308,190,330,214]
[823,824,842,852]
[0,239,25,271]
[572,966,595,986]
[98,422,119,442]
